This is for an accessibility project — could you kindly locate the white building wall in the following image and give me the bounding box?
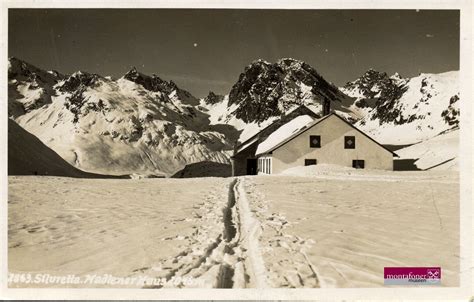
[270,115,394,174]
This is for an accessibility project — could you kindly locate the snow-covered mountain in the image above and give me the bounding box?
[200,58,354,143]
[228,58,351,123]
[341,69,460,144]
[8,56,460,175]
[8,57,232,176]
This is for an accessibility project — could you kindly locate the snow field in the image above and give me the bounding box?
[8,167,459,288]
[8,176,229,288]
[245,170,459,287]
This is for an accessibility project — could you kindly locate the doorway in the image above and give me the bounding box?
[246,158,257,175]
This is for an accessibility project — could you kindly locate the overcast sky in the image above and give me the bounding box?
[9,9,459,97]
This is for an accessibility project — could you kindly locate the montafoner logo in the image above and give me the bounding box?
[384,267,441,285]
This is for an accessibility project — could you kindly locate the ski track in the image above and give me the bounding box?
[138,177,270,288]
[137,176,324,288]
[233,177,269,288]
[243,179,322,288]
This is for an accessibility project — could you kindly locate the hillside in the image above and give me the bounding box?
[395,129,459,171]
[8,119,124,178]
[8,57,233,176]
[341,69,459,144]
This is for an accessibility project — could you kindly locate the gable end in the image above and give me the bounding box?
[261,113,398,157]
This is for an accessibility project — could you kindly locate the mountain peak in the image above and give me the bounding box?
[47,70,64,78]
[123,67,164,92]
[391,72,402,79]
[123,66,141,79]
[121,67,197,105]
[203,91,224,105]
[59,71,101,93]
[8,56,63,94]
[71,70,88,77]
[249,58,271,66]
[344,69,390,89]
[363,68,387,77]
[228,58,344,123]
[8,56,30,67]
[8,56,22,64]
[277,57,305,68]
[8,57,39,76]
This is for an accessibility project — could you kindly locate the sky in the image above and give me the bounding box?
[9,9,459,98]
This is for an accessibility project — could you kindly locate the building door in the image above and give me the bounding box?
[246,158,257,175]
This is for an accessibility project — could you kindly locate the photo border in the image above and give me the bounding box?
[0,0,472,299]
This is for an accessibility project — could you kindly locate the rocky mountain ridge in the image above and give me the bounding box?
[8,57,232,176]
[8,56,460,175]
[340,68,459,144]
[227,58,351,124]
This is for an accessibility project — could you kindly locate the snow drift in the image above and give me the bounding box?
[395,129,459,171]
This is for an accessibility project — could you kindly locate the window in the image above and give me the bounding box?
[309,135,321,148]
[345,136,355,149]
[352,160,365,169]
[305,159,317,166]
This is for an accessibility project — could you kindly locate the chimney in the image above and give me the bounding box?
[323,98,331,116]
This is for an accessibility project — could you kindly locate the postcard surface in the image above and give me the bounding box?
[1,1,472,300]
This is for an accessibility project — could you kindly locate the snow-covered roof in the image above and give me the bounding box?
[238,117,278,144]
[237,105,319,144]
[256,115,315,155]
[236,136,259,154]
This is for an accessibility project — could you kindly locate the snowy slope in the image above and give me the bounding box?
[395,129,459,171]
[200,95,248,131]
[200,94,280,144]
[341,70,460,144]
[8,58,232,176]
[8,119,119,177]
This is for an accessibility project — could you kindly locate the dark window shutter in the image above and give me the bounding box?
[345,136,356,149]
[352,160,365,169]
[309,135,321,148]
